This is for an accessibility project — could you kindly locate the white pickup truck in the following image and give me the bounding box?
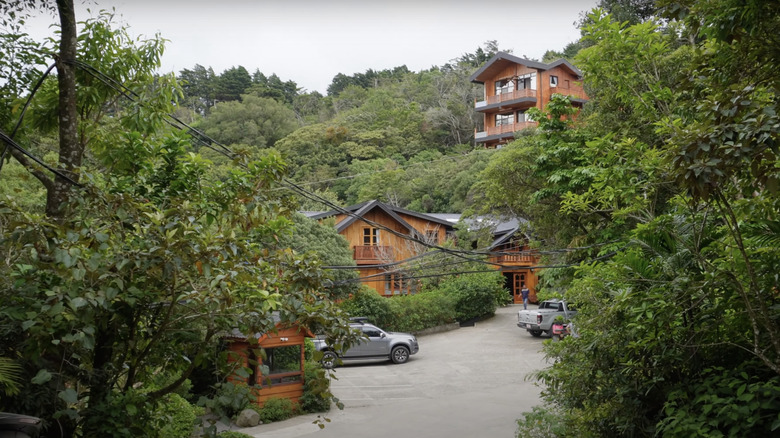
[517,299,577,337]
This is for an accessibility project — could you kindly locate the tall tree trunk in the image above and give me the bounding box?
[47,0,80,218]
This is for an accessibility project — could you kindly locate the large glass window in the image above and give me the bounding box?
[496,113,514,127]
[260,345,302,386]
[517,73,536,90]
[495,78,514,95]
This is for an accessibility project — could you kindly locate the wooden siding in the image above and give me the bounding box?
[484,64,538,100]
[477,60,588,148]
[225,324,310,408]
[328,208,451,296]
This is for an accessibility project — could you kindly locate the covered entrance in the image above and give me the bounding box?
[502,269,537,304]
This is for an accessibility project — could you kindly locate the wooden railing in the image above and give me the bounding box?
[486,88,537,105]
[354,245,392,261]
[485,121,536,137]
[492,253,537,264]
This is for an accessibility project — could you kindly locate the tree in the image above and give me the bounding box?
[513,6,780,436]
[276,213,360,300]
[215,65,252,103]
[198,94,298,149]
[0,5,357,436]
[178,64,217,115]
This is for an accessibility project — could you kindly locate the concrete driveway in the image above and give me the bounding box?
[239,304,548,438]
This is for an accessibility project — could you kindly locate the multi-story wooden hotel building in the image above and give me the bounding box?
[470,52,588,148]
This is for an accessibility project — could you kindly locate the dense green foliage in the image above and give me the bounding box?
[256,397,296,423]
[505,3,780,437]
[275,213,359,299]
[0,6,359,436]
[154,393,204,438]
[176,42,506,212]
[299,361,332,413]
[339,271,504,333]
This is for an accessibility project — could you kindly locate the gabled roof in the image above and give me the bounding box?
[309,200,429,234]
[306,202,527,249]
[469,51,583,84]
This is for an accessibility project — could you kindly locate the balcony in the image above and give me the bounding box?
[475,89,537,109]
[353,245,393,264]
[475,121,537,142]
[492,252,537,265]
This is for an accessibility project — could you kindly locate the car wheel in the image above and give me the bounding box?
[529,329,543,337]
[390,346,410,364]
[321,350,338,369]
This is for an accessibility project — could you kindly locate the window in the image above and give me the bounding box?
[495,78,514,95]
[259,345,302,386]
[495,113,514,127]
[550,75,558,87]
[517,110,527,123]
[362,326,383,337]
[384,272,416,295]
[517,73,536,90]
[363,227,379,246]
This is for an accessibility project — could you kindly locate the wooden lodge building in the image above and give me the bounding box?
[470,52,588,148]
[304,200,540,304]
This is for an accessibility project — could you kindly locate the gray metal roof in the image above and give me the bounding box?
[302,203,530,250]
[469,51,583,84]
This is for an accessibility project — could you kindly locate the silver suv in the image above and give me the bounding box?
[314,318,419,367]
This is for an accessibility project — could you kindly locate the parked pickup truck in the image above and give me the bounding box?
[313,318,419,367]
[517,299,577,337]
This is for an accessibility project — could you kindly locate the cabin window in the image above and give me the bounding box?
[496,113,514,127]
[363,227,379,245]
[260,345,302,386]
[495,78,514,95]
[517,110,527,122]
[517,73,536,90]
[384,272,416,295]
[550,75,558,87]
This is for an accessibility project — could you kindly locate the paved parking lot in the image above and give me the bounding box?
[240,304,548,438]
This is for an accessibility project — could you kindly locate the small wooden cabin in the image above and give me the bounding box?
[225,321,313,407]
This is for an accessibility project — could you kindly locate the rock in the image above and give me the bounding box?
[235,408,261,428]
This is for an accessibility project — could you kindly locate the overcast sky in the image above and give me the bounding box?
[25,0,599,94]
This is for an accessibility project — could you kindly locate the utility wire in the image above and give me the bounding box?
[0,129,81,187]
[64,58,623,276]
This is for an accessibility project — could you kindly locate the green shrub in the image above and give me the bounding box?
[155,393,203,438]
[656,366,780,437]
[217,431,254,438]
[299,361,331,413]
[439,272,504,322]
[258,397,296,423]
[339,286,393,327]
[198,382,255,421]
[515,405,567,438]
[384,290,456,332]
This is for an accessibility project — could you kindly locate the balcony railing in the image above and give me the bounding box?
[354,245,392,262]
[492,252,537,265]
[475,89,537,108]
[482,121,536,137]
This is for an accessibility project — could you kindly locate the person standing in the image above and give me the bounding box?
[521,286,530,309]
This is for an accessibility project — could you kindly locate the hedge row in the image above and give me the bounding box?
[339,272,508,333]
